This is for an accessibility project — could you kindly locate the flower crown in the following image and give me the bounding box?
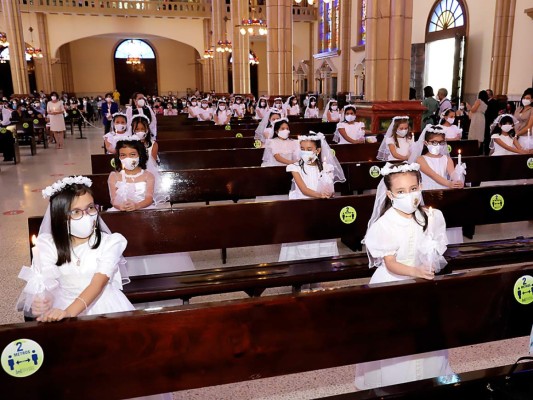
[115,134,141,142]
[273,117,289,126]
[392,115,410,121]
[439,108,454,118]
[380,162,420,177]
[495,114,518,125]
[424,125,445,134]
[42,176,92,199]
[131,114,150,124]
[343,104,356,111]
[111,112,127,120]
[274,97,282,101]
[298,132,325,142]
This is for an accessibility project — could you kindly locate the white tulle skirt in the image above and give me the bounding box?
[279,239,338,261]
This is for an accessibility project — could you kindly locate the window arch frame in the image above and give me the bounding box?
[114,39,156,60]
[425,0,468,43]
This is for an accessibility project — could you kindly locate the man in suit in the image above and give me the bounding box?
[101,92,119,134]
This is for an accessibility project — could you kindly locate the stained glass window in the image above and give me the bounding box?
[428,0,465,33]
[114,39,155,59]
[359,0,367,45]
[318,0,339,53]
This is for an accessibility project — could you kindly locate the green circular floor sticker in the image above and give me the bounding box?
[340,206,357,224]
[0,128,6,134]
[235,133,243,138]
[527,158,533,169]
[514,275,533,305]
[225,125,231,131]
[33,119,39,124]
[1,338,44,378]
[253,139,262,148]
[490,194,504,211]
[447,144,452,154]
[369,165,381,178]
[22,123,29,129]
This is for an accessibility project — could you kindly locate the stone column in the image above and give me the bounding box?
[36,12,53,93]
[267,0,293,96]
[231,0,250,94]
[59,43,74,94]
[2,0,30,94]
[339,0,352,92]
[489,0,516,95]
[202,18,214,92]
[365,0,413,101]
[212,0,229,93]
[308,21,315,92]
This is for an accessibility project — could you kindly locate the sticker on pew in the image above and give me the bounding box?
[514,275,533,305]
[369,166,381,178]
[22,123,29,129]
[490,194,504,211]
[33,119,39,124]
[235,133,243,138]
[340,206,357,224]
[110,158,116,169]
[225,125,231,131]
[1,339,44,378]
[447,145,452,154]
[0,128,6,134]
[527,158,533,169]
[253,140,262,148]
[331,149,336,157]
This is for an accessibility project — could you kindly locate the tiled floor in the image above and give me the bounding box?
[0,126,531,399]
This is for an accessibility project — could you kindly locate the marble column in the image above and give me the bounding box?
[365,0,413,101]
[339,0,352,92]
[59,43,74,94]
[2,0,30,94]
[489,0,516,95]
[212,0,229,93]
[36,12,53,93]
[267,0,293,96]
[202,18,214,92]
[231,0,250,94]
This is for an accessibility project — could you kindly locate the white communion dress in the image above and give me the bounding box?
[355,207,453,389]
[334,122,366,144]
[304,107,320,118]
[278,162,339,261]
[420,155,463,244]
[483,134,526,186]
[385,137,412,161]
[442,124,462,140]
[107,171,195,276]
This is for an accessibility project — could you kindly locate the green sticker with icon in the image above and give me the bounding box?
[0,128,6,134]
[225,125,231,131]
[33,119,39,124]
[331,149,336,157]
[235,133,243,138]
[72,111,77,115]
[22,123,29,129]
[369,165,381,178]
[340,206,357,224]
[110,158,116,169]
[253,139,262,148]
[514,275,533,305]
[527,158,533,169]
[1,338,44,378]
[447,144,452,154]
[490,194,504,211]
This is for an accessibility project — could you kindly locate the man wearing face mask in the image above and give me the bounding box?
[1,100,16,161]
[101,92,119,134]
[10,103,30,123]
[125,92,157,139]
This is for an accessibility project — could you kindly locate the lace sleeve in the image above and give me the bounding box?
[108,172,119,206]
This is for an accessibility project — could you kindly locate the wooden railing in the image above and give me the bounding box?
[16,0,211,18]
[224,4,318,22]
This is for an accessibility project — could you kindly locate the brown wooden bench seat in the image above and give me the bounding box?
[2,263,533,398]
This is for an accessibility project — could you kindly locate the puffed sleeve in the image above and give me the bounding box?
[491,133,500,139]
[95,233,127,279]
[428,208,448,254]
[286,163,301,174]
[269,138,283,155]
[337,122,346,130]
[385,137,395,145]
[364,217,400,262]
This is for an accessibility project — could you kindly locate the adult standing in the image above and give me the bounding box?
[467,91,488,152]
[1,99,15,161]
[101,93,119,134]
[126,92,157,139]
[437,88,452,115]
[112,89,121,105]
[46,91,66,149]
[514,88,533,150]
[421,86,439,126]
[484,89,500,155]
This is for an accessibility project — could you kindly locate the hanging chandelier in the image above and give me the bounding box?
[294,0,315,4]
[239,18,267,36]
[26,46,43,59]
[216,39,232,53]
[0,32,8,47]
[203,48,214,59]
[126,55,141,65]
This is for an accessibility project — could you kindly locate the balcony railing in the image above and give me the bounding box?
[16,0,211,18]
[224,4,318,23]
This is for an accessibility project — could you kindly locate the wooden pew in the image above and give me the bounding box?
[2,263,533,398]
[91,140,479,174]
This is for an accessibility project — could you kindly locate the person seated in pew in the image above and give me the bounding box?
[130,115,168,205]
[255,109,282,145]
[214,100,232,126]
[285,95,301,116]
[304,96,320,119]
[272,97,287,118]
[254,96,270,120]
[103,112,128,154]
[377,116,413,161]
[163,103,177,116]
[439,108,462,141]
[0,99,16,161]
[355,161,452,389]
[333,105,365,144]
[10,103,30,123]
[232,95,246,118]
[197,98,214,122]
[409,125,465,244]
[279,132,346,266]
[323,99,341,123]
[187,97,200,119]
[261,118,300,167]
[126,92,157,139]
[489,114,529,156]
[18,176,135,322]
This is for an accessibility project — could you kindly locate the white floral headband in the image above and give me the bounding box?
[380,162,420,177]
[112,112,127,119]
[439,108,454,118]
[425,125,445,134]
[131,114,150,124]
[298,132,325,142]
[343,104,356,111]
[273,117,289,126]
[115,135,141,142]
[495,114,519,125]
[392,115,410,121]
[42,176,92,199]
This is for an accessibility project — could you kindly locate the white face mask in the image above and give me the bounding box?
[345,115,356,122]
[459,105,465,110]
[191,101,197,106]
[121,157,140,170]
[300,150,317,164]
[201,103,208,109]
[396,129,408,137]
[446,117,455,124]
[114,124,126,132]
[137,99,146,107]
[69,214,97,239]
[390,191,422,215]
[219,106,226,110]
[331,105,338,111]
[134,131,147,140]
[275,103,282,109]
[51,96,57,101]
[427,144,442,155]
[523,99,531,107]
[106,97,112,102]
[501,124,513,133]
[260,102,266,107]
[277,129,290,139]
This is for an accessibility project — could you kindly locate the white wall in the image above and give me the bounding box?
[507,0,533,98]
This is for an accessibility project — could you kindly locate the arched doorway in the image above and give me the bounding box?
[425,0,468,102]
[114,39,157,103]
[0,47,36,97]
[227,51,259,97]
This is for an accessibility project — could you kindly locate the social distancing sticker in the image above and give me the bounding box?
[369,166,381,178]
[225,125,231,131]
[490,194,504,211]
[1,339,44,378]
[340,206,357,224]
[527,158,533,170]
[514,275,533,305]
[235,133,243,138]
[110,158,116,169]
[254,140,262,148]
[22,123,29,129]
[447,145,452,154]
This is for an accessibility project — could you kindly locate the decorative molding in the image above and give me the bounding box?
[351,45,365,52]
[312,49,341,60]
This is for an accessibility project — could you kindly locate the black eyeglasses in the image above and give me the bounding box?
[69,204,99,220]
[426,141,447,146]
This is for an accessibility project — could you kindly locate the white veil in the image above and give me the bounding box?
[304,96,318,118]
[322,99,338,122]
[488,113,521,153]
[299,131,346,183]
[377,116,410,161]
[255,108,282,142]
[407,124,449,164]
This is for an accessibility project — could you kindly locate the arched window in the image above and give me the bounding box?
[428,0,465,32]
[318,0,339,54]
[357,0,367,46]
[114,39,155,59]
[0,47,32,62]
